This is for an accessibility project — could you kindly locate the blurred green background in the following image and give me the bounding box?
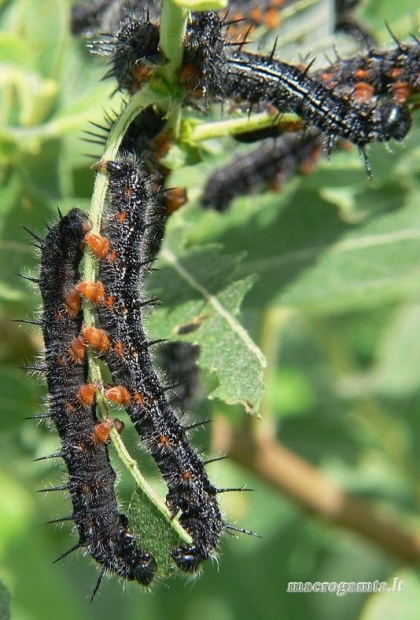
[1,0,420,619]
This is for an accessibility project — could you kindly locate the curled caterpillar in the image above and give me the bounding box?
[29,208,156,595]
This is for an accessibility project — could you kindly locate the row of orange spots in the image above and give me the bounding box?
[319,67,413,106]
[318,72,375,104]
[75,321,194,478]
[71,161,186,461]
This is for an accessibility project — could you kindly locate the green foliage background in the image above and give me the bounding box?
[1,0,420,619]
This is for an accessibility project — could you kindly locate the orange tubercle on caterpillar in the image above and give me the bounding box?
[114,341,125,357]
[69,335,86,363]
[85,232,110,260]
[354,68,369,81]
[105,295,116,309]
[92,421,112,444]
[181,470,193,482]
[157,434,171,448]
[77,383,97,407]
[92,417,125,444]
[82,326,110,354]
[65,288,82,316]
[105,385,131,406]
[351,81,375,104]
[392,81,412,103]
[390,67,402,80]
[76,281,105,304]
[133,392,145,406]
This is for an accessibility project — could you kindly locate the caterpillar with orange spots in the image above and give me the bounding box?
[79,153,252,573]
[26,207,156,596]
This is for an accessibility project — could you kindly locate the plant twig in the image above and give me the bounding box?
[215,418,420,564]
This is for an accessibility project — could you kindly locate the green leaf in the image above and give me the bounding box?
[190,184,420,313]
[371,303,420,397]
[148,242,266,414]
[127,490,184,579]
[0,33,35,68]
[267,193,420,312]
[14,0,68,80]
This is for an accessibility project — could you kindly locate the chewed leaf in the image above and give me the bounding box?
[148,244,266,415]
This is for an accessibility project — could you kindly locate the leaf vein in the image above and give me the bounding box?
[161,248,266,368]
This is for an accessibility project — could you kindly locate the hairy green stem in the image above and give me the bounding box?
[157,0,188,88]
[173,0,227,9]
